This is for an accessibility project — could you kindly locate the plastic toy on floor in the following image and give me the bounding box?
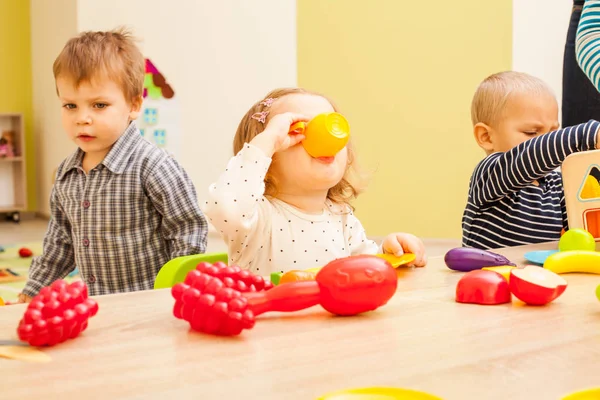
[172,255,397,336]
[0,268,24,283]
[562,387,600,400]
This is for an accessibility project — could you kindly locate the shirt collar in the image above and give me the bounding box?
[55,121,142,181]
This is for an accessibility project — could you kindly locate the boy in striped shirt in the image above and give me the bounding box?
[462,71,600,249]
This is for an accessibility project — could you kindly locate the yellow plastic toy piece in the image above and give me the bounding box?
[0,296,4,306]
[289,112,350,158]
[580,175,600,237]
[317,387,442,400]
[481,265,516,282]
[562,388,600,400]
[544,250,600,275]
[305,253,416,274]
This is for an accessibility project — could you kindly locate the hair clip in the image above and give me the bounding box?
[260,98,275,107]
[251,111,269,123]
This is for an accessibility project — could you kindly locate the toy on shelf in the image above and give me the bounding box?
[172,255,397,336]
[317,386,442,400]
[444,247,514,272]
[456,270,511,305]
[289,112,350,158]
[563,150,600,239]
[16,280,98,346]
[0,130,16,158]
[270,253,415,285]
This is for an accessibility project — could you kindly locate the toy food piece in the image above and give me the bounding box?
[289,112,350,158]
[172,255,397,336]
[510,266,567,305]
[0,296,4,306]
[444,247,514,272]
[596,284,600,302]
[279,270,316,284]
[562,388,600,400]
[481,265,516,282]
[544,250,600,274]
[524,250,558,265]
[304,253,416,274]
[270,272,282,285]
[317,386,443,400]
[455,270,511,305]
[17,280,98,346]
[18,247,33,258]
[559,228,596,252]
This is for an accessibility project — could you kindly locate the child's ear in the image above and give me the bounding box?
[473,122,494,154]
[129,95,144,120]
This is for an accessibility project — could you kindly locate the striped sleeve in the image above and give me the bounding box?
[576,0,600,91]
[470,121,599,208]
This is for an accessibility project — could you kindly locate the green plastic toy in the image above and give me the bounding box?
[153,253,228,289]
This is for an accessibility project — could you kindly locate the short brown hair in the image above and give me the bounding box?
[471,71,555,126]
[53,27,145,101]
[234,88,367,206]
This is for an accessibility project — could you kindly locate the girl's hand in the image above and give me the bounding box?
[382,233,427,267]
[250,112,309,156]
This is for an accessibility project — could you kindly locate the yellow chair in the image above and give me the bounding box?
[153,253,228,289]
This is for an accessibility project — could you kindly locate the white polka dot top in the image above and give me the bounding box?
[204,143,381,276]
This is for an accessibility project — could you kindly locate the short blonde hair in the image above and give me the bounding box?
[471,71,555,126]
[53,27,145,101]
[234,87,366,206]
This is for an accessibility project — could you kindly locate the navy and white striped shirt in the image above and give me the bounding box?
[462,120,600,250]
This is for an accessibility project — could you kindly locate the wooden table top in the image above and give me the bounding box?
[2,242,600,400]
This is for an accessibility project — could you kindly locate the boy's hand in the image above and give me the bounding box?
[16,293,32,304]
[250,112,309,157]
[382,232,427,267]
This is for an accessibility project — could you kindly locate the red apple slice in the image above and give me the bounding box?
[456,270,511,305]
[509,266,567,305]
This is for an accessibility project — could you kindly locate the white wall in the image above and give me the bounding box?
[512,0,572,121]
[30,0,78,216]
[31,0,297,218]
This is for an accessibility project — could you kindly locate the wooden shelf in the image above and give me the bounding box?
[0,157,23,163]
[0,113,27,213]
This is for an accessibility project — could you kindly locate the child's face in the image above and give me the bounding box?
[269,94,349,195]
[485,92,559,154]
[56,75,141,160]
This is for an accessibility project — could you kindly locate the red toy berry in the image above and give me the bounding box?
[172,262,273,336]
[18,247,33,258]
[17,280,98,346]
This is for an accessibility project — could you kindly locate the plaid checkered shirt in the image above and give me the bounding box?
[22,122,207,296]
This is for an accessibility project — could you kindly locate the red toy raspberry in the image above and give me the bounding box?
[17,280,99,346]
[172,262,273,336]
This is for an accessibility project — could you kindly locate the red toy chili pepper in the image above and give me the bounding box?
[172,255,397,336]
